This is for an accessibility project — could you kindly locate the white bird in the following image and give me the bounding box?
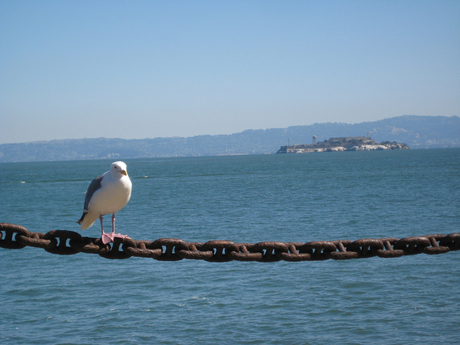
[77,161,132,244]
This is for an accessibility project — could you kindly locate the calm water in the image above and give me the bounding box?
[1,149,459,344]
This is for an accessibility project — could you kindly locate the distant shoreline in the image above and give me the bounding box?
[277,136,409,154]
[0,115,458,162]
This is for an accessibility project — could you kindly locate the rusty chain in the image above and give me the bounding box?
[1,223,459,262]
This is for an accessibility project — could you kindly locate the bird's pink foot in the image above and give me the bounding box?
[101,232,127,244]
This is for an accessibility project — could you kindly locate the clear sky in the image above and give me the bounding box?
[1,0,459,144]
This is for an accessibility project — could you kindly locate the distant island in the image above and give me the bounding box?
[0,115,458,162]
[277,136,409,154]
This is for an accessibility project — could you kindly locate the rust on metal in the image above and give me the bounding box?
[1,223,459,262]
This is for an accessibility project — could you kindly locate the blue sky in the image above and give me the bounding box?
[1,0,459,144]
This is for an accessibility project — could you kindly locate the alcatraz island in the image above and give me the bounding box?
[276,136,409,154]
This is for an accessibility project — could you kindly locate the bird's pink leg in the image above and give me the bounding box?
[101,213,126,244]
[100,215,111,244]
[99,215,104,233]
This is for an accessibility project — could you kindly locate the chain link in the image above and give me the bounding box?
[1,223,459,262]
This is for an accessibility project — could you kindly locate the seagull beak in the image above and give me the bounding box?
[121,170,128,176]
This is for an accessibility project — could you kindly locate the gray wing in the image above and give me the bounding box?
[83,174,104,211]
[77,174,104,224]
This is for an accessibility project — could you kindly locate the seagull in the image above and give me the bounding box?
[77,161,132,244]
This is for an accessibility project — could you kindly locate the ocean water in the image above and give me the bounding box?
[1,149,459,344]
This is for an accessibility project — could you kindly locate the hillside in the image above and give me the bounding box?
[0,115,459,162]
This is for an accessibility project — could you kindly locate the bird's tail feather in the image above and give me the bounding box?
[77,211,99,230]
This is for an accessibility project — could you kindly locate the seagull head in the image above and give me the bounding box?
[111,161,128,177]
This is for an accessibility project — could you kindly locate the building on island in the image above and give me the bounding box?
[277,136,409,154]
